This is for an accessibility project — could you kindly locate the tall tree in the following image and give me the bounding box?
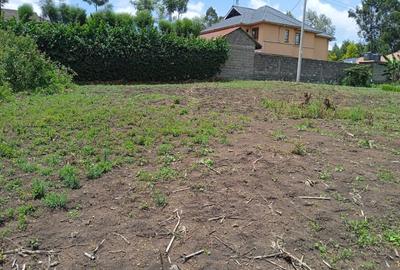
[162,0,188,20]
[18,4,34,22]
[131,0,156,12]
[83,0,109,12]
[204,7,219,26]
[0,0,9,18]
[41,0,59,22]
[349,0,400,53]
[306,9,336,37]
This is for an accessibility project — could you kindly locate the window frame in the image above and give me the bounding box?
[295,32,301,45]
[284,29,290,43]
[251,27,259,41]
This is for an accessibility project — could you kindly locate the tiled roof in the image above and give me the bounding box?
[200,27,262,49]
[202,5,333,40]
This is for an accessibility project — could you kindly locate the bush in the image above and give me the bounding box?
[31,179,47,199]
[0,30,73,94]
[1,21,228,83]
[17,4,34,23]
[343,65,372,87]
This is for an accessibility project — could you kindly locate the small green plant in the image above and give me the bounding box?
[31,179,47,199]
[377,169,396,183]
[155,166,177,181]
[43,192,68,209]
[359,261,376,270]
[292,142,306,156]
[358,139,374,149]
[139,202,149,210]
[59,165,80,189]
[68,208,80,219]
[153,190,167,207]
[136,170,154,182]
[314,242,327,255]
[296,120,314,131]
[200,158,214,167]
[381,84,400,92]
[28,238,40,250]
[309,221,323,232]
[347,220,376,247]
[87,161,112,179]
[319,170,332,181]
[384,229,400,246]
[272,130,287,141]
[158,143,173,156]
[335,165,345,172]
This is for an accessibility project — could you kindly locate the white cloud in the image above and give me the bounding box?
[307,0,359,44]
[4,0,42,15]
[249,0,280,10]
[181,1,205,19]
[114,0,136,15]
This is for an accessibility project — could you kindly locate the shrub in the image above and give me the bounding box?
[0,30,73,94]
[383,55,400,82]
[343,65,372,87]
[43,192,68,209]
[17,4,34,23]
[59,165,80,189]
[1,21,228,83]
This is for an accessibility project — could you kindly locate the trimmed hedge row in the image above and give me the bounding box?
[1,21,229,82]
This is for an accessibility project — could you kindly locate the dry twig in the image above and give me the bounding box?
[113,232,130,245]
[166,210,181,254]
[252,156,264,172]
[298,196,331,201]
[84,239,106,260]
[182,249,204,263]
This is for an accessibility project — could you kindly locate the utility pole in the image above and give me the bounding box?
[296,0,307,82]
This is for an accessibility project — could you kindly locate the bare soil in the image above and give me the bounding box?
[2,84,400,270]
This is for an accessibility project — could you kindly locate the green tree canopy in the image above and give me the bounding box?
[349,0,400,54]
[18,4,34,23]
[162,0,188,20]
[83,0,109,12]
[306,9,336,37]
[204,7,219,26]
[131,0,156,12]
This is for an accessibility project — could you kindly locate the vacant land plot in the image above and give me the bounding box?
[0,81,399,269]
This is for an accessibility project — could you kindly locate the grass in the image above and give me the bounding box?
[59,165,80,189]
[292,142,307,156]
[43,192,68,209]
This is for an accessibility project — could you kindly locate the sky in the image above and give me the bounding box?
[4,0,363,46]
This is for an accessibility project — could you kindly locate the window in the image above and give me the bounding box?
[252,27,259,40]
[295,32,301,45]
[284,30,290,43]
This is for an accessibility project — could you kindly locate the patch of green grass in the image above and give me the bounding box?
[384,229,400,246]
[0,141,16,158]
[59,165,80,189]
[358,139,374,149]
[136,170,154,182]
[377,169,396,183]
[319,170,332,181]
[31,179,47,199]
[158,143,174,156]
[15,159,38,173]
[309,221,323,232]
[381,84,400,92]
[155,167,177,181]
[335,165,345,172]
[359,261,376,270]
[292,142,307,156]
[87,161,112,179]
[68,208,80,219]
[4,179,22,192]
[200,158,214,167]
[314,242,327,255]
[296,120,314,131]
[43,193,68,209]
[272,130,287,141]
[347,220,377,247]
[153,190,167,207]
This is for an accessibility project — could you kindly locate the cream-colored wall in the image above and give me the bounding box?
[241,23,329,61]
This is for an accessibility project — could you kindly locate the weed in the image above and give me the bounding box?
[139,202,149,210]
[377,169,396,183]
[335,165,345,172]
[43,193,68,209]
[319,170,332,181]
[28,238,40,250]
[68,209,80,219]
[153,190,167,207]
[59,165,80,189]
[5,179,22,192]
[136,170,154,182]
[292,142,306,156]
[358,139,374,149]
[272,130,287,141]
[82,146,96,156]
[309,221,323,232]
[87,161,112,179]
[155,167,177,181]
[355,176,365,182]
[296,120,314,131]
[347,220,377,247]
[314,242,327,255]
[158,143,173,156]
[384,229,400,246]
[359,261,376,270]
[200,158,214,167]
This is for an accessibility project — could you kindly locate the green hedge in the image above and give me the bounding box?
[1,21,229,82]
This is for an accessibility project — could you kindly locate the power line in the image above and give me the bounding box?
[290,0,302,12]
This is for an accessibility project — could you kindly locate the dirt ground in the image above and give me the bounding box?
[1,83,400,270]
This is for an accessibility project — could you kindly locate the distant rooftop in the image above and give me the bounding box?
[1,8,43,21]
[202,5,333,40]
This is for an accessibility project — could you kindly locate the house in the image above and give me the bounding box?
[342,50,400,64]
[200,5,333,61]
[1,8,43,21]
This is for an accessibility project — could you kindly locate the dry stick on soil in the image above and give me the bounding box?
[171,187,191,193]
[4,248,57,256]
[200,161,221,175]
[213,236,236,253]
[298,196,331,201]
[84,239,106,260]
[112,232,130,245]
[252,156,264,172]
[278,245,313,270]
[265,259,287,270]
[182,249,204,263]
[165,210,181,254]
